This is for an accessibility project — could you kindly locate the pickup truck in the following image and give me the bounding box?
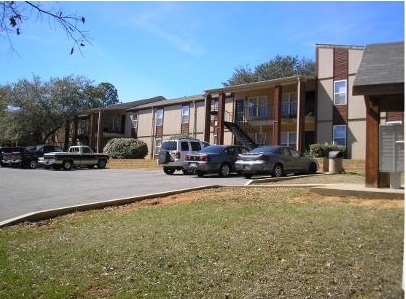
[41,145,109,170]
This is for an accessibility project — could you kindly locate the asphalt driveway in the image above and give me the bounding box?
[0,167,248,223]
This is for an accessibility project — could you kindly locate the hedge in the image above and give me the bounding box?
[308,143,346,158]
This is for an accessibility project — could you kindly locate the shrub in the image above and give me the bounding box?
[103,138,148,159]
[309,143,346,158]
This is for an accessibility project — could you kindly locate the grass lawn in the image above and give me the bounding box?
[0,187,403,298]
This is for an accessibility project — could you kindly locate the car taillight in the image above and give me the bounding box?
[258,154,268,161]
[175,151,180,159]
[185,155,191,161]
[199,155,210,162]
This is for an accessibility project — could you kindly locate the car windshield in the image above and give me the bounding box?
[249,146,282,155]
[200,145,225,154]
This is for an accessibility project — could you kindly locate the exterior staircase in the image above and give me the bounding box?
[224,121,259,149]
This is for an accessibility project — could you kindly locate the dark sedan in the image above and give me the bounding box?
[183,145,250,177]
[235,145,318,179]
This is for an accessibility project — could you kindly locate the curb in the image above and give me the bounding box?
[0,185,221,228]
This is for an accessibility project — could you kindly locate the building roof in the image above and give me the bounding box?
[353,41,404,95]
[128,94,205,111]
[205,75,316,94]
[81,96,167,115]
[102,96,166,111]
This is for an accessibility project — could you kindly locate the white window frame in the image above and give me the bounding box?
[334,80,347,105]
[333,125,346,147]
[281,132,296,147]
[130,113,138,129]
[281,92,297,117]
[181,105,190,124]
[155,108,163,126]
[248,96,268,118]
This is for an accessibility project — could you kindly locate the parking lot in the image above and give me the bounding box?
[0,167,249,223]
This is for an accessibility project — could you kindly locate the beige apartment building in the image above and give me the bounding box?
[75,42,403,164]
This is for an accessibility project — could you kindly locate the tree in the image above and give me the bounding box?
[0,1,89,54]
[0,75,101,145]
[223,55,315,86]
[97,82,119,107]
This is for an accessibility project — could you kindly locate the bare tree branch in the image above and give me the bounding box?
[0,1,90,55]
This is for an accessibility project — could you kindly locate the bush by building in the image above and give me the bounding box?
[103,138,148,159]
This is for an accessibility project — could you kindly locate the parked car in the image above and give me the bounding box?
[0,146,25,167]
[28,144,65,167]
[157,138,210,175]
[235,145,318,179]
[41,145,109,170]
[183,145,250,177]
[3,148,40,169]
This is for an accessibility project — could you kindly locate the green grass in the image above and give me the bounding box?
[0,187,403,298]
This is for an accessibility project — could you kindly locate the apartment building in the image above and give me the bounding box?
[74,42,404,170]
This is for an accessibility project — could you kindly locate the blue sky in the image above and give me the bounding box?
[0,1,404,102]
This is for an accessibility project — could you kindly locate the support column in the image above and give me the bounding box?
[217,93,225,145]
[364,96,389,188]
[273,85,282,145]
[296,79,306,152]
[96,109,103,153]
[89,113,95,150]
[204,94,212,143]
[72,116,79,144]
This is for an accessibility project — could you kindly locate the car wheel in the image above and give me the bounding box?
[308,162,317,174]
[219,163,231,177]
[272,164,283,177]
[28,159,38,169]
[197,170,205,177]
[63,160,73,171]
[244,173,253,179]
[97,160,107,169]
[163,167,175,175]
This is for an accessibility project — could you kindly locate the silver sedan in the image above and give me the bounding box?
[235,145,318,179]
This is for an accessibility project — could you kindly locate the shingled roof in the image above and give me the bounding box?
[353,41,404,95]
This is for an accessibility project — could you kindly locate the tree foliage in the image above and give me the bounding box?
[0,1,89,54]
[0,75,115,145]
[97,82,119,107]
[223,55,316,86]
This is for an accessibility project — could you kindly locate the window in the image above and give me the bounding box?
[282,92,297,117]
[333,125,346,147]
[130,113,138,129]
[156,108,163,126]
[180,141,189,151]
[181,105,190,124]
[107,115,121,133]
[190,141,202,151]
[281,132,296,147]
[334,80,347,105]
[248,96,268,118]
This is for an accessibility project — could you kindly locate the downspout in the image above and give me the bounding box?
[150,107,155,159]
[193,100,197,138]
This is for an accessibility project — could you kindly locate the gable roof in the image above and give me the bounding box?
[353,41,404,95]
[127,94,205,111]
[81,96,167,115]
[102,96,166,111]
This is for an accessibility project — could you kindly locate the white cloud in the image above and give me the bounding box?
[130,3,205,57]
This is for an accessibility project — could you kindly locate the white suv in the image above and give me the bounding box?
[158,139,210,175]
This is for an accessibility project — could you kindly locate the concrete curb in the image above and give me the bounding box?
[0,185,221,228]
